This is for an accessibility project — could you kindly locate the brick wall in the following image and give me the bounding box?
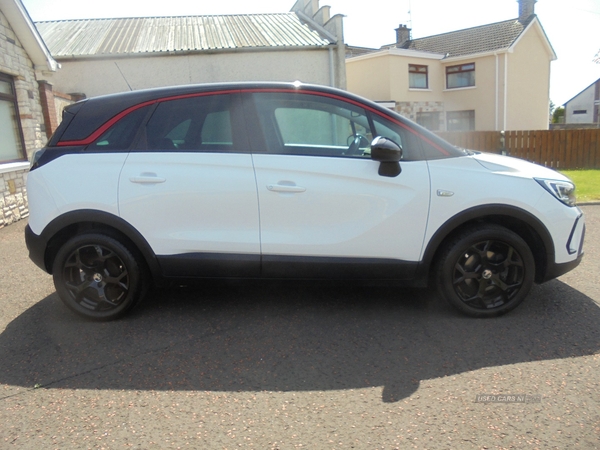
[37,83,79,139]
[38,80,58,138]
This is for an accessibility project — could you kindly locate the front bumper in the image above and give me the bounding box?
[541,211,585,283]
[543,251,584,282]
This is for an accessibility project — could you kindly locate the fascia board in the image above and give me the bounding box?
[510,16,557,61]
[441,49,510,63]
[347,48,445,63]
[388,48,446,59]
[0,0,58,71]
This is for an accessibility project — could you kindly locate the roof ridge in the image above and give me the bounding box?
[34,12,295,24]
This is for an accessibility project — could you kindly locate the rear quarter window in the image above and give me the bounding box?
[87,106,151,151]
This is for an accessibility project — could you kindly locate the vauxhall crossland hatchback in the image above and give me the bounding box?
[25,82,585,320]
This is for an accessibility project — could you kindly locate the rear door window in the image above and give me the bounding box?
[140,94,244,152]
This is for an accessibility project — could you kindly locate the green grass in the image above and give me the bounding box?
[560,170,600,203]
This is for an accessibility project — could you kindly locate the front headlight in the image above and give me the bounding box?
[535,178,576,207]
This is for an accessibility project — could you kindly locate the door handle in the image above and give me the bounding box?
[267,184,306,193]
[130,174,166,184]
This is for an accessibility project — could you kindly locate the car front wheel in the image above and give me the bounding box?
[52,233,146,321]
[436,225,535,317]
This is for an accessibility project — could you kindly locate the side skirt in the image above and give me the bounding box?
[157,253,418,281]
[262,255,418,280]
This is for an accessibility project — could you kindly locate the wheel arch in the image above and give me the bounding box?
[39,209,161,281]
[419,204,555,285]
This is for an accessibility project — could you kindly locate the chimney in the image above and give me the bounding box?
[518,0,537,23]
[395,24,411,47]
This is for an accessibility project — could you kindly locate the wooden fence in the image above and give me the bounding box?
[435,129,600,170]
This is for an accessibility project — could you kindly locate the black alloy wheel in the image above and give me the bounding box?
[436,225,535,317]
[53,233,146,320]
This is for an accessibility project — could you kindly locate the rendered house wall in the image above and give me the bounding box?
[47,49,340,99]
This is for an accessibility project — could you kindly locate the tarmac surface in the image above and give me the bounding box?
[1,206,599,449]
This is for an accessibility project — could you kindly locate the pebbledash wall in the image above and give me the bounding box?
[0,9,45,228]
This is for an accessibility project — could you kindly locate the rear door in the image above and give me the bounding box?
[118,92,260,277]
[246,91,431,279]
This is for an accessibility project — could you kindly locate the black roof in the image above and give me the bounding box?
[52,82,387,145]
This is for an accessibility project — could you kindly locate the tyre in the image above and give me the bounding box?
[435,225,535,318]
[52,233,147,321]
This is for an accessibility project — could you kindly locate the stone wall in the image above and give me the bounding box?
[0,166,28,228]
[0,8,46,228]
[396,101,446,130]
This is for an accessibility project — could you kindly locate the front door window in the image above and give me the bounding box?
[252,92,374,158]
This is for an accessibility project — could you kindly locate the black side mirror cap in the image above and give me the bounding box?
[370,136,402,162]
[371,136,402,177]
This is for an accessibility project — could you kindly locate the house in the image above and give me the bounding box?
[563,78,600,127]
[346,0,555,131]
[0,0,58,228]
[35,0,346,99]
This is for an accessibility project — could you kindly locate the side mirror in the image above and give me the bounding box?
[370,136,402,177]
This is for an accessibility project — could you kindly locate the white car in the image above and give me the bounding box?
[25,82,585,320]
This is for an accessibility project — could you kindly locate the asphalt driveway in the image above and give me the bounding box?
[1,207,599,449]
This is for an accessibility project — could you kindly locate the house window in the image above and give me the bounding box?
[446,63,475,89]
[573,110,587,114]
[416,112,440,131]
[409,65,428,89]
[0,74,26,163]
[447,110,475,131]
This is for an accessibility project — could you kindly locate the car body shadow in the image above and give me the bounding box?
[1,279,599,402]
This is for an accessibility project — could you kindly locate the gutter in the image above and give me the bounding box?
[495,52,499,130]
[51,44,333,61]
[329,47,334,87]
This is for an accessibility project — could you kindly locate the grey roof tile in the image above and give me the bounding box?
[383,17,533,58]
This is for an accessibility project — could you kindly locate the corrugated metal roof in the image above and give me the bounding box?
[382,17,533,58]
[35,13,333,57]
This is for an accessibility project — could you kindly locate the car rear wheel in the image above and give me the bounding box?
[52,233,146,321]
[436,225,535,317]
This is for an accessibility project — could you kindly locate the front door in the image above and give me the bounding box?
[247,92,431,279]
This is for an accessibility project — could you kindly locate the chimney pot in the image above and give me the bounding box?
[395,24,411,47]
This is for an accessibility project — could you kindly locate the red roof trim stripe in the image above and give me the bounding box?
[56,89,241,147]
